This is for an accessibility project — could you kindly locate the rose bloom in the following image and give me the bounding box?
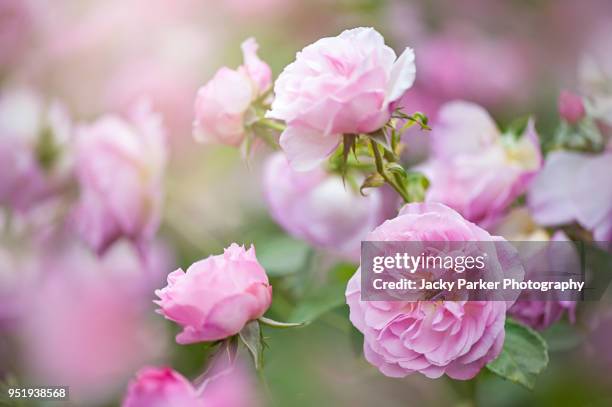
[18,243,165,404]
[72,101,166,255]
[262,152,384,261]
[493,209,577,330]
[193,38,271,146]
[528,149,612,246]
[266,27,416,170]
[123,367,203,407]
[420,101,541,227]
[123,358,259,407]
[0,88,71,211]
[155,243,272,344]
[346,203,520,380]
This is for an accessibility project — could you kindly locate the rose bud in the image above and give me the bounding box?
[193,38,271,146]
[122,367,202,407]
[558,90,586,124]
[155,244,272,344]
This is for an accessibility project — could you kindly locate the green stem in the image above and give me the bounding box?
[258,118,286,132]
[370,140,411,203]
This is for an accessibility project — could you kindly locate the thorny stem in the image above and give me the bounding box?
[370,139,411,203]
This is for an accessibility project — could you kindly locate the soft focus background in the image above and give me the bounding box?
[1,0,612,406]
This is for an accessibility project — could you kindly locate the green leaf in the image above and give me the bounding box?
[360,173,385,195]
[238,320,264,371]
[258,316,305,328]
[290,281,348,323]
[367,130,393,152]
[256,235,312,276]
[486,319,549,390]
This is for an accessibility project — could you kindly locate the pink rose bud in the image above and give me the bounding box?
[558,90,586,124]
[122,367,203,407]
[346,203,519,380]
[72,101,166,255]
[420,101,541,227]
[193,38,271,146]
[155,244,272,344]
[266,27,416,170]
[262,152,384,261]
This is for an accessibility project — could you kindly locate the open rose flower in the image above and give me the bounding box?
[346,203,520,380]
[155,244,272,344]
[72,101,166,255]
[262,152,384,260]
[420,101,541,226]
[266,27,416,170]
[528,149,612,246]
[193,38,271,146]
[494,210,578,330]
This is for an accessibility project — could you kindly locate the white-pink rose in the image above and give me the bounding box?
[0,88,72,212]
[155,244,272,344]
[528,150,612,245]
[420,101,541,226]
[266,27,416,170]
[72,101,166,255]
[193,38,271,146]
[262,152,384,260]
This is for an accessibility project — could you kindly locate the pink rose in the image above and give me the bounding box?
[123,359,259,407]
[420,101,541,226]
[528,150,612,245]
[193,38,271,146]
[155,244,272,344]
[558,90,586,124]
[346,203,517,380]
[123,367,203,407]
[266,27,416,170]
[19,245,165,403]
[262,152,384,260]
[0,89,71,211]
[72,101,166,255]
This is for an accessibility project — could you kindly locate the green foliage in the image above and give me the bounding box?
[239,320,264,371]
[487,319,549,390]
[257,236,312,277]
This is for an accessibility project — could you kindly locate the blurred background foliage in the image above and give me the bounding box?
[2,0,612,406]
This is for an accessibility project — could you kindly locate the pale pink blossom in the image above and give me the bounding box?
[493,211,578,330]
[155,244,272,344]
[123,367,203,407]
[262,152,384,260]
[420,101,541,226]
[72,101,166,255]
[19,245,165,403]
[193,38,271,146]
[346,202,518,380]
[528,150,612,245]
[0,88,71,211]
[123,358,259,407]
[266,27,416,170]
